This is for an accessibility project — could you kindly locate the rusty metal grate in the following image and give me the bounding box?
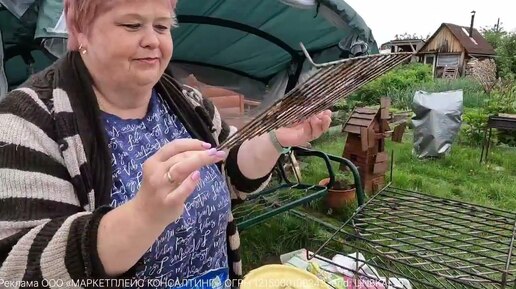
[218,44,412,150]
[308,185,516,289]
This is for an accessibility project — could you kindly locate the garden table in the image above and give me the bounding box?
[480,114,516,163]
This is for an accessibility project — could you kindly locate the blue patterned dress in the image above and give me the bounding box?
[102,90,231,288]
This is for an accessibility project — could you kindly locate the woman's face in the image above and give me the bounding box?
[78,0,174,88]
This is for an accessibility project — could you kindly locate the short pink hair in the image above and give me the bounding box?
[64,0,177,51]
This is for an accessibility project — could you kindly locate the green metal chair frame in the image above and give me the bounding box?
[234,146,365,231]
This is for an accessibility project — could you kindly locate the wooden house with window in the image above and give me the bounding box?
[417,22,496,78]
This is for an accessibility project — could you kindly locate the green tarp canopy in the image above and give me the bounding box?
[1,0,378,98]
[172,0,378,82]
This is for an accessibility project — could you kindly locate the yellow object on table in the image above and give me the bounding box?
[306,262,347,289]
[240,264,330,289]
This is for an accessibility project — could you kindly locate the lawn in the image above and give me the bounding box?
[239,125,516,274]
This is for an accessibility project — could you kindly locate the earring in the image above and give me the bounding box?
[78,44,87,54]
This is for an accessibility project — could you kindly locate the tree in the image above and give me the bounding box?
[480,23,516,78]
[497,34,516,78]
[480,24,506,49]
[394,32,425,40]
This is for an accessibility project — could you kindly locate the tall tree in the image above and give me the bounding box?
[481,23,516,78]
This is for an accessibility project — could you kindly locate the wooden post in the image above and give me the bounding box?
[433,53,437,79]
[460,51,466,77]
[379,97,391,152]
[360,127,368,152]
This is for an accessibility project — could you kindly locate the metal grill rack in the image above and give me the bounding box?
[307,184,516,289]
[218,44,412,151]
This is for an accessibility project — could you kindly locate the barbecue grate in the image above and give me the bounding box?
[217,44,413,150]
[307,185,516,289]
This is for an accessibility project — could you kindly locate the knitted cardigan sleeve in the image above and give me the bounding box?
[0,89,133,286]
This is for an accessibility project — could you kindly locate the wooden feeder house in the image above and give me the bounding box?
[341,97,392,194]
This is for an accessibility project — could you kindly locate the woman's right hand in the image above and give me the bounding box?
[132,139,226,227]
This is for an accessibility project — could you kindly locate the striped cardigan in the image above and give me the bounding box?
[0,52,271,287]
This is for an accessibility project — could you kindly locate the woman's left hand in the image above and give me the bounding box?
[275,110,332,147]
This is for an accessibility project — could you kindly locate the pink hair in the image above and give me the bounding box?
[64,0,177,51]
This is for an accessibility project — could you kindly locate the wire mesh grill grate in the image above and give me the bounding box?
[217,51,413,151]
[308,186,516,289]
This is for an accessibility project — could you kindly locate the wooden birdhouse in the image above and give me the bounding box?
[341,97,392,194]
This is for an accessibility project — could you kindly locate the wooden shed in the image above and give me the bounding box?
[417,22,496,78]
[341,98,391,194]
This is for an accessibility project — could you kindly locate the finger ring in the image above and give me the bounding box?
[166,170,174,183]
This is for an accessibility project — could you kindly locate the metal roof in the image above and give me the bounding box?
[418,23,496,56]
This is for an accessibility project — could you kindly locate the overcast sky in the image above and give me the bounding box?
[344,0,516,47]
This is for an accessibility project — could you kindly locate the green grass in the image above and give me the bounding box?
[305,127,516,210]
[240,126,516,275]
[385,133,516,211]
[389,77,488,110]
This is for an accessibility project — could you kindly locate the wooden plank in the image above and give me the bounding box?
[376,152,388,163]
[392,122,407,143]
[351,112,376,119]
[425,27,463,53]
[343,125,361,134]
[360,127,368,151]
[368,127,376,149]
[381,108,390,120]
[375,133,385,139]
[380,97,390,120]
[379,139,385,152]
[373,161,388,175]
[350,115,376,123]
[355,107,378,114]
[380,97,390,108]
[347,118,373,127]
[381,119,390,132]
[460,51,466,77]
[499,113,516,119]
[371,177,386,194]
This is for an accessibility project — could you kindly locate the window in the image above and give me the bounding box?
[425,55,435,65]
[437,54,460,67]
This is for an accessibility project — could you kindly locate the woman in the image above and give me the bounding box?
[0,0,332,288]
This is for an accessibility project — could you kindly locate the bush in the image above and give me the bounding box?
[348,63,487,110]
[460,80,516,147]
[461,110,488,146]
[486,80,516,146]
[484,79,516,115]
[349,62,432,106]
[495,33,516,78]
[391,77,486,110]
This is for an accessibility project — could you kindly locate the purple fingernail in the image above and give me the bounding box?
[191,171,200,181]
[202,142,212,149]
[207,148,217,156]
[215,150,226,158]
